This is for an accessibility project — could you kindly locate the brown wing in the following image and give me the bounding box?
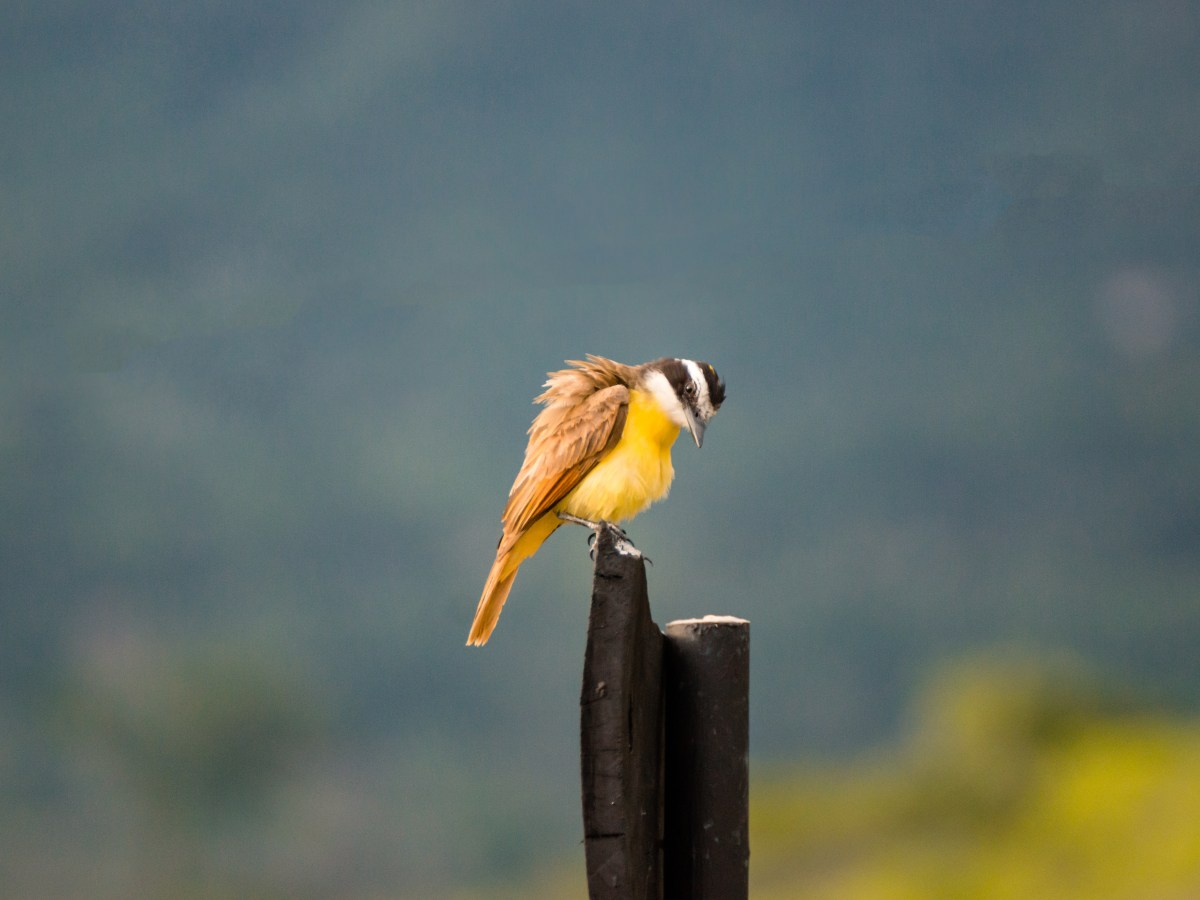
[501,384,629,536]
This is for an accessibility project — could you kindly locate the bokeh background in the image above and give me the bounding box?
[4,2,1199,897]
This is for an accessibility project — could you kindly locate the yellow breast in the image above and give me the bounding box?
[559,388,680,523]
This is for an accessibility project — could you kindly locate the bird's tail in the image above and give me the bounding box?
[467,515,559,646]
[467,559,519,646]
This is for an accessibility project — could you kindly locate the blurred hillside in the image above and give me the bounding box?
[486,657,1200,899]
[749,656,1200,899]
[3,1,1199,896]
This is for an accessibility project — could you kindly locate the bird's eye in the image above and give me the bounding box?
[684,382,697,397]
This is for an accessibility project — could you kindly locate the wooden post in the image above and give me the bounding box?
[579,524,664,899]
[579,530,750,899]
[663,617,751,900]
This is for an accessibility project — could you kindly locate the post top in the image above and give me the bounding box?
[665,615,749,627]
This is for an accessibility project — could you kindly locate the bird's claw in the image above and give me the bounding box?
[558,512,646,561]
[599,521,645,561]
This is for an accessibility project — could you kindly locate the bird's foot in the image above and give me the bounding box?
[557,513,647,562]
[557,511,601,530]
[611,529,647,562]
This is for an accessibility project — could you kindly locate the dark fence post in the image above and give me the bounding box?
[579,525,664,899]
[663,617,750,900]
[580,529,749,899]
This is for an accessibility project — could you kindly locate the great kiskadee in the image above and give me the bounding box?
[467,355,726,646]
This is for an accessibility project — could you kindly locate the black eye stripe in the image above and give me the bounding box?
[650,358,724,408]
[653,358,691,393]
[696,361,725,407]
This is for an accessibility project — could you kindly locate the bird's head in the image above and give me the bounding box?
[645,358,726,448]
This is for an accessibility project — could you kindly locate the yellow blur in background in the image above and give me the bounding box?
[490,654,1200,900]
[751,656,1200,899]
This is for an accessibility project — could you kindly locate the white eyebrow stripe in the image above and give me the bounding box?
[681,358,712,414]
[682,359,704,397]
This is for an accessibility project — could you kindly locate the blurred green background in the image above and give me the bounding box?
[3,2,1199,897]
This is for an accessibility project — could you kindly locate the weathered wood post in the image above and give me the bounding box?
[663,616,750,900]
[579,524,664,899]
[580,525,749,900]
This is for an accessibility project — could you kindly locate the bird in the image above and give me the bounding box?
[467,354,726,646]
